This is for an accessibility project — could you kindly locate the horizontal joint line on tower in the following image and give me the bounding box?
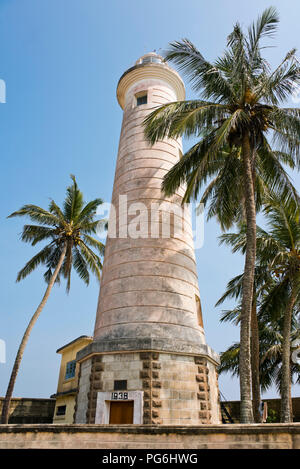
[97,303,199,316]
[111,187,185,201]
[111,196,189,213]
[105,246,196,265]
[113,167,171,186]
[98,288,193,300]
[94,320,203,332]
[99,274,198,292]
[116,158,179,173]
[118,140,178,155]
[103,234,194,256]
[101,258,198,279]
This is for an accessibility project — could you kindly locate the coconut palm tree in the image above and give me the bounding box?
[1,175,105,424]
[216,264,273,422]
[219,197,300,421]
[219,308,300,421]
[143,7,300,422]
[259,316,300,409]
[256,198,300,421]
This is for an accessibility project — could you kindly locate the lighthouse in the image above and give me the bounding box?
[75,53,221,425]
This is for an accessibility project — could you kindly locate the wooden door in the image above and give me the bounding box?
[109,401,134,424]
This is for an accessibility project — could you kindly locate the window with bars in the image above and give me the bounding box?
[65,360,76,380]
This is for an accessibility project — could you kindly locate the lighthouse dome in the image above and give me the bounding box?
[135,52,164,65]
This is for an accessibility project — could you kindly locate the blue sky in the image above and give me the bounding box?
[0,0,299,401]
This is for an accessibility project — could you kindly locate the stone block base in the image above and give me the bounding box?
[75,350,221,425]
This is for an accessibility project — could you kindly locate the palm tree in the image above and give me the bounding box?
[219,308,300,421]
[256,198,300,422]
[219,197,300,421]
[216,264,273,422]
[1,175,105,424]
[259,316,300,415]
[143,7,300,422]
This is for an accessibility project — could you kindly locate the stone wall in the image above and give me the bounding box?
[0,398,55,424]
[156,353,212,425]
[222,397,300,423]
[75,351,221,425]
[75,357,92,423]
[0,424,299,449]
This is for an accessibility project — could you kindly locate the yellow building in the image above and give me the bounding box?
[52,336,92,424]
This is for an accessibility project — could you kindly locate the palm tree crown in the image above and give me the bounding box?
[144,7,300,215]
[144,8,300,161]
[8,175,105,290]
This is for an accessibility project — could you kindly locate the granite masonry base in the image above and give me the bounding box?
[0,424,300,449]
[74,349,221,425]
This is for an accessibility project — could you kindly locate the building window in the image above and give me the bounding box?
[136,94,147,106]
[114,380,127,391]
[65,360,76,380]
[195,295,204,328]
[56,405,66,416]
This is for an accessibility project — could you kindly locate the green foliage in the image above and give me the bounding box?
[219,311,300,393]
[8,175,106,292]
[143,7,300,228]
[266,408,278,423]
[217,198,300,393]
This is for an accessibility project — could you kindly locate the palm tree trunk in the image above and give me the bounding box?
[240,133,256,424]
[251,298,261,422]
[280,282,296,423]
[289,382,293,422]
[1,243,67,424]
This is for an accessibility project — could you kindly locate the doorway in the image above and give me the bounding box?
[95,391,143,424]
[109,401,134,424]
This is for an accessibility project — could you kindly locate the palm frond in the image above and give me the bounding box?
[73,247,90,285]
[8,205,60,227]
[16,243,55,282]
[63,175,84,223]
[247,6,279,57]
[78,240,102,282]
[77,198,104,223]
[20,225,56,246]
[82,234,105,256]
[143,100,228,145]
[164,39,235,101]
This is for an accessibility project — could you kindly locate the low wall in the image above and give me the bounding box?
[222,397,300,423]
[0,424,299,449]
[0,398,55,424]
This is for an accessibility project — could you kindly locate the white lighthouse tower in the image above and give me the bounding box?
[75,53,221,425]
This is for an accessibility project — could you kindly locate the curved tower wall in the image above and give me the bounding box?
[93,58,206,348]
